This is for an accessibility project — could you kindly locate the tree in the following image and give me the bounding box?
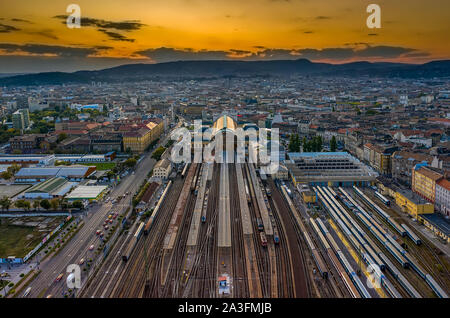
[33,199,41,211]
[288,134,301,152]
[50,198,59,210]
[0,171,12,180]
[57,132,68,143]
[0,196,12,211]
[40,199,51,210]
[72,200,83,210]
[124,158,137,168]
[302,137,308,152]
[330,136,337,152]
[151,146,166,161]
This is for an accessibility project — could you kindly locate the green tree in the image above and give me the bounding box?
[40,199,51,210]
[33,199,41,211]
[330,136,337,152]
[0,196,12,211]
[151,146,166,161]
[15,200,30,210]
[0,171,12,180]
[124,158,137,168]
[72,200,83,209]
[50,198,59,210]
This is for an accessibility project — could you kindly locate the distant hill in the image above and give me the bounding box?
[0,59,448,86]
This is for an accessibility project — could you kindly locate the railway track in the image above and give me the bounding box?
[112,178,185,297]
[229,163,249,297]
[269,181,310,297]
[267,188,294,297]
[244,163,271,297]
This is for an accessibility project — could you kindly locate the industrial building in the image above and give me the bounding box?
[285,152,378,187]
[21,177,76,199]
[15,166,96,183]
[65,185,108,201]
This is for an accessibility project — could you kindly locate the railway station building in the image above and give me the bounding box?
[285,152,378,187]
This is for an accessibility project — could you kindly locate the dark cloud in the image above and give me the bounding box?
[97,29,135,42]
[134,45,427,62]
[11,18,32,24]
[0,43,110,57]
[368,33,378,36]
[27,30,59,40]
[356,46,415,58]
[0,23,20,33]
[136,47,230,62]
[315,16,331,20]
[53,15,145,31]
[303,31,314,34]
[296,48,355,60]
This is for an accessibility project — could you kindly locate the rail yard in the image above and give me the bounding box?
[78,158,450,298]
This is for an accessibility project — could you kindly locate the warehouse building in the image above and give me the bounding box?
[21,177,77,199]
[15,166,96,183]
[65,185,108,201]
[285,152,378,187]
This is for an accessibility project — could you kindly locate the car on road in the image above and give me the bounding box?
[108,214,112,219]
[55,273,64,282]
[89,244,95,251]
[104,225,109,230]
[79,258,85,265]
[113,213,118,219]
[46,294,53,298]
[96,230,101,235]
[108,219,113,224]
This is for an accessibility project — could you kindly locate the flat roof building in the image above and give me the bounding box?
[15,166,96,183]
[21,177,76,199]
[285,152,378,187]
[65,185,107,201]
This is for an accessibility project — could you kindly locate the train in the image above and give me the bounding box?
[265,186,272,197]
[303,230,328,279]
[340,187,447,298]
[181,163,189,178]
[338,187,410,269]
[144,181,172,235]
[318,187,386,271]
[314,218,361,297]
[379,253,421,298]
[122,222,145,262]
[201,188,209,223]
[375,191,390,206]
[353,186,406,237]
[245,183,251,205]
[260,232,268,247]
[425,274,449,298]
[401,224,422,245]
[256,218,264,231]
[273,227,280,244]
[191,172,198,192]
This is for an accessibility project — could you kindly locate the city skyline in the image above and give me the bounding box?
[0,0,449,72]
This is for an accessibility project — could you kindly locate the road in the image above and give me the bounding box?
[23,152,156,298]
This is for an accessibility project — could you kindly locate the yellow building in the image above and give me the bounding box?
[412,165,443,203]
[395,189,434,219]
[123,120,164,154]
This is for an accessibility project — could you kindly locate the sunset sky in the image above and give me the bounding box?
[0,0,449,72]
